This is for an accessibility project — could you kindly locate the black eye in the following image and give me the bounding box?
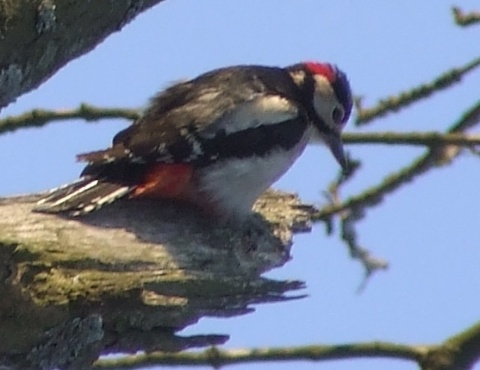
[331,106,345,125]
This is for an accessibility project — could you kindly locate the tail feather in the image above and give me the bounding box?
[34,177,134,216]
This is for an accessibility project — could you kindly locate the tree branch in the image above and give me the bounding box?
[94,321,480,370]
[0,0,164,110]
[343,132,480,147]
[323,159,389,287]
[355,57,480,125]
[452,7,480,27]
[93,342,427,369]
[0,190,313,369]
[446,321,480,370]
[0,104,139,135]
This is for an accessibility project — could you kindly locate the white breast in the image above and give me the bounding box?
[195,131,311,219]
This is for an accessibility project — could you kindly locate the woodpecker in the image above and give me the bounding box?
[35,62,352,220]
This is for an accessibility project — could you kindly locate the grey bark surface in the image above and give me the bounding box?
[0,0,164,110]
[0,190,315,369]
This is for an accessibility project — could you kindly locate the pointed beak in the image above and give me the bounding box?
[325,132,348,172]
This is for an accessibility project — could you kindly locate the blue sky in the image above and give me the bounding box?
[1,1,480,369]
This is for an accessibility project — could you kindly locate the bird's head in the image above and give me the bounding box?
[287,61,352,171]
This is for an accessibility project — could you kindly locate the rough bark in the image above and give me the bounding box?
[0,0,164,110]
[0,190,314,370]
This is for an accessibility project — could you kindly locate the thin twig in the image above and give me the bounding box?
[91,319,480,370]
[452,7,480,27]
[355,57,480,125]
[324,157,389,285]
[0,104,140,135]
[342,206,389,292]
[93,342,428,369]
[343,132,480,147]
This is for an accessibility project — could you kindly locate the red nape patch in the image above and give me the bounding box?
[303,62,336,83]
[133,163,193,199]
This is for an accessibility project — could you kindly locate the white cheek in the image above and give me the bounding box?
[312,75,339,132]
[313,94,334,125]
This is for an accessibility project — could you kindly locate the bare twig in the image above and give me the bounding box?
[341,206,389,292]
[92,321,480,369]
[324,157,388,284]
[343,132,480,147]
[355,57,480,125]
[93,341,428,369]
[0,104,140,135]
[452,7,480,27]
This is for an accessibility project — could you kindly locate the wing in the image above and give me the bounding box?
[78,65,306,167]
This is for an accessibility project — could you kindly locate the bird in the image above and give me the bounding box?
[35,62,352,221]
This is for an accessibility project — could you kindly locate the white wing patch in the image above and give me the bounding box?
[199,95,298,138]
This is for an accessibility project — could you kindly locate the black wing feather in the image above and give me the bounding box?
[80,65,304,167]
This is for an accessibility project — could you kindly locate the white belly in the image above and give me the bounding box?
[195,134,310,219]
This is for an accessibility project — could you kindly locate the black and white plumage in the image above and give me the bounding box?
[35,62,352,219]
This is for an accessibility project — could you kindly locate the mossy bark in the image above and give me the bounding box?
[0,190,314,369]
